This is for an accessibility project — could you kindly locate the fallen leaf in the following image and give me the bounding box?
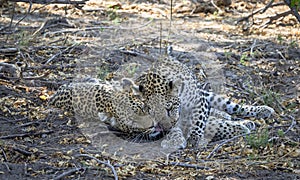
[39,95,48,101]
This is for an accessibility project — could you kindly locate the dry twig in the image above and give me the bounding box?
[169,162,210,170]
[260,10,292,28]
[210,0,223,14]
[0,47,18,55]
[236,1,285,23]
[75,154,118,180]
[13,147,33,156]
[0,130,54,139]
[44,19,153,37]
[206,132,252,159]
[284,0,300,23]
[0,62,19,78]
[44,43,78,64]
[14,0,32,29]
[0,117,27,123]
[119,49,156,62]
[54,167,86,180]
[268,115,296,142]
[0,147,11,171]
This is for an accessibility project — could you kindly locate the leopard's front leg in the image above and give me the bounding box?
[186,98,210,148]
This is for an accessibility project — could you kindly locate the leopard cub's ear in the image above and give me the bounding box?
[121,78,141,95]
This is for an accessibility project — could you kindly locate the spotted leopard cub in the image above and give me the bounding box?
[49,79,181,139]
[49,81,155,133]
[135,56,274,149]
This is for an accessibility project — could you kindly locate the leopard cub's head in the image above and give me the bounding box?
[128,73,182,131]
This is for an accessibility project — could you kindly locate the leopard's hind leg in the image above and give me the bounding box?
[205,116,254,142]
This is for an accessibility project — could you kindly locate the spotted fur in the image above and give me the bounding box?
[49,82,153,133]
[134,55,274,149]
[48,80,180,137]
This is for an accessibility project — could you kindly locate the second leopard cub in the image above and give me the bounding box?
[134,53,275,149]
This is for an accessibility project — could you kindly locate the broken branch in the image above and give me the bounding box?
[75,154,118,180]
[236,1,286,23]
[0,130,54,139]
[54,167,86,180]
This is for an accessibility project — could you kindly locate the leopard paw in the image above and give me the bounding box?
[186,136,208,148]
[161,127,186,149]
[255,106,275,119]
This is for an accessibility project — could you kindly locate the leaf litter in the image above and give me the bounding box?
[0,0,299,179]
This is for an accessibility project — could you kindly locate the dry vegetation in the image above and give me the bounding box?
[0,0,299,179]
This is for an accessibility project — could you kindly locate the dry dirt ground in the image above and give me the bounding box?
[0,0,300,179]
